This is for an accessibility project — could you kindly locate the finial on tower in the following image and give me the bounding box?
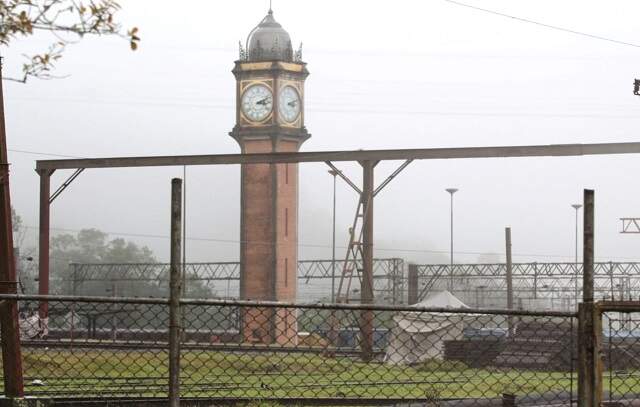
[269,0,273,13]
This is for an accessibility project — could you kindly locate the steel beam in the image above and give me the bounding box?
[35,142,640,170]
[373,159,413,197]
[325,161,361,194]
[50,168,84,203]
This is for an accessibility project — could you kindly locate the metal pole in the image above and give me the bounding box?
[181,166,187,341]
[533,263,538,300]
[408,264,419,305]
[360,160,375,362]
[505,228,514,337]
[182,166,187,298]
[609,262,615,300]
[111,280,117,342]
[446,188,458,291]
[169,178,183,407]
[329,170,337,303]
[0,55,25,398]
[505,228,513,310]
[583,192,594,303]
[38,169,52,321]
[572,204,582,309]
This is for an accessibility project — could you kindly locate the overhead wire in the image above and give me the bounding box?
[9,96,640,120]
[441,0,640,49]
[19,224,640,262]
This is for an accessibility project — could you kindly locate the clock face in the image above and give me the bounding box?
[241,84,273,122]
[278,85,301,123]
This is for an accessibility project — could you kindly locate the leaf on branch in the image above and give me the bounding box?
[1,0,140,83]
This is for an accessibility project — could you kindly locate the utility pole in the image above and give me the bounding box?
[0,56,25,399]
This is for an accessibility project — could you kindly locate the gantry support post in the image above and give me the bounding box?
[360,160,375,362]
[37,169,53,321]
[0,56,24,400]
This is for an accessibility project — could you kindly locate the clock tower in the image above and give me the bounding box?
[230,8,310,344]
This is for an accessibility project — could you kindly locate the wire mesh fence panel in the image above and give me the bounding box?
[1,295,581,404]
[15,298,171,398]
[603,310,640,405]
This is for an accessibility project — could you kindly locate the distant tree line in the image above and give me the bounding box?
[13,209,211,298]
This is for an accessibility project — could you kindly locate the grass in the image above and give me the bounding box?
[1,349,637,400]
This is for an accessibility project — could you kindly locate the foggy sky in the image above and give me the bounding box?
[3,0,640,266]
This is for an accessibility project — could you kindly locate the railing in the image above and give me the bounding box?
[1,294,581,404]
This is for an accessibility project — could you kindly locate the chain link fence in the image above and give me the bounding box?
[0,294,584,404]
[602,309,640,404]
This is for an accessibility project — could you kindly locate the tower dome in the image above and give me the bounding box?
[246,9,294,62]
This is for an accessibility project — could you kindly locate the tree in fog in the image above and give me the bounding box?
[50,228,212,298]
[0,0,139,83]
[50,228,157,296]
[12,207,37,293]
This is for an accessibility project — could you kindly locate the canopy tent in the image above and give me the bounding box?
[385,291,470,365]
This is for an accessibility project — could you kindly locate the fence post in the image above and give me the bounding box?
[169,178,183,407]
[408,264,419,305]
[577,189,602,407]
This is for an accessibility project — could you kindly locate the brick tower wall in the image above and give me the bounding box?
[240,138,300,345]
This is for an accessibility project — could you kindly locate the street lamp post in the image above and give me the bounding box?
[446,188,458,291]
[329,170,338,302]
[571,204,582,309]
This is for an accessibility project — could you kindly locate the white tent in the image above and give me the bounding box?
[385,291,469,365]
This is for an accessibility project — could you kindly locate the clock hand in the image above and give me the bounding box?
[287,100,297,107]
[256,97,271,106]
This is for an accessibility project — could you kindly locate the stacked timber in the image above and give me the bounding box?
[444,339,504,368]
[444,319,577,371]
[493,320,575,371]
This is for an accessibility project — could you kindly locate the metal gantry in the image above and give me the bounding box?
[60,258,406,304]
[55,259,640,310]
[35,141,640,314]
[416,262,640,310]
